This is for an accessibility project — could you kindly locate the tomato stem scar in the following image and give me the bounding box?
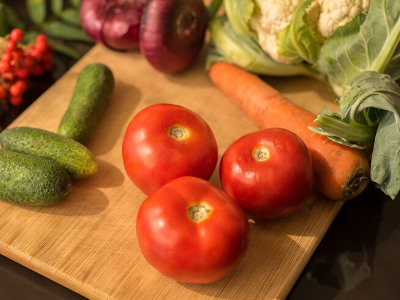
[253,147,270,161]
[188,203,212,222]
[169,126,188,140]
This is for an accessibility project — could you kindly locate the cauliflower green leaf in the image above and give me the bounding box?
[317,0,400,97]
[385,43,400,81]
[224,0,255,36]
[276,0,321,64]
[208,15,320,78]
[310,71,400,199]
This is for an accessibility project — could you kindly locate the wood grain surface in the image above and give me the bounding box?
[0,43,343,299]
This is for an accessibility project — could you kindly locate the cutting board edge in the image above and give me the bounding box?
[278,200,344,299]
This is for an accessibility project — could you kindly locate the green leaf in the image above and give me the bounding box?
[311,114,377,143]
[205,40,227,71]
[207,0,223,21]
[3,3,25,30]
[311,71,400,199]
[317,0,400,97]
[307,127,366,149]
[371,111,400,199]
[385,43,400,81]
[47,37,81,60]
[69,0,81,8]
[224,0,255,36]
[208,15,321,78]
[0,3,8,36]
[26,0,46,24]
[60,9,81,27]
[41,21,93,43]
[51,0,63,15]
[276,0,321,64]
[23,30,39,43]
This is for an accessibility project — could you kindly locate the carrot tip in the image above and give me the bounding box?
[342,171,370,200]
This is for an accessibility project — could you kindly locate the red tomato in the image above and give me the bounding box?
[136,176,250,284]
[122,103,218,195]
[219,128,313,219]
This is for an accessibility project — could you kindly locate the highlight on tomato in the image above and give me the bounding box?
[122,103,218,195]
[219,128,313,219]
[136,176,250,284]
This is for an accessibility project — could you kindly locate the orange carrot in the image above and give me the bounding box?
[209,62,370,201]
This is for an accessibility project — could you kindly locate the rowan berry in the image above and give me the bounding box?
[10,28,24,43]
[9,95,23,106]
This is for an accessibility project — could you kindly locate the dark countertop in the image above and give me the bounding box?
[1,1,400,299]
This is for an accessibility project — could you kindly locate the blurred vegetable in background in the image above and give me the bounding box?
[139,0,208,74]
[79,0,146,51]
[0,0,96,108]
[0,30,55,106]
[0,0,93,60]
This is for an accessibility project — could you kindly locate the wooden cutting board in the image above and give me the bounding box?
[0,43,343,300]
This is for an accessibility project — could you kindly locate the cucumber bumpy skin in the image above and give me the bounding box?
[0,149,72,206]
[57,63,115,144]
[0,127,98,179]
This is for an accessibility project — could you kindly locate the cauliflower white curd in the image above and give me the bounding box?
[250,0,370,64]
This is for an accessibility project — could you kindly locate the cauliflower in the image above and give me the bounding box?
[249,0,370,64]
[249,0,305,64]
[308,0,370,39]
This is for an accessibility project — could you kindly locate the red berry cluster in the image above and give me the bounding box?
[0,29,54,107]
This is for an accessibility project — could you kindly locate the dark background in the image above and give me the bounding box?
[1,1,400,299]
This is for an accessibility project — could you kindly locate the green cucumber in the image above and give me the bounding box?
[0,149,72,206]
[0,127,98,179]
[57,62,115,144]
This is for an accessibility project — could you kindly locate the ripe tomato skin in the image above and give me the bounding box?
[122,103,218,195]
[220,128,313,219]
[136,176,250,284]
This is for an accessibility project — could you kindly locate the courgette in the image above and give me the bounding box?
[0,127,98,179]
[0,149,72,206]
[57,62,115,144]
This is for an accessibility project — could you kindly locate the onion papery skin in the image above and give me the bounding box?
[139,0,208,74]
[80,0,146,51]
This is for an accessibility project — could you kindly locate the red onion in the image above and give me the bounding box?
[79,0,147,51]
[139,0,208,74]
